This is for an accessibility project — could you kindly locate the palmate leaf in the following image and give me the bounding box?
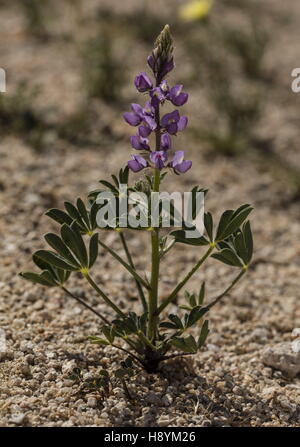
[20,254,72,288]
[40,223,99,273]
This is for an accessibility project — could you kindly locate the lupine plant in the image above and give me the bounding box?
[21,25,254,374]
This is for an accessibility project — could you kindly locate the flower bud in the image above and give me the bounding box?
[148,25,174,83]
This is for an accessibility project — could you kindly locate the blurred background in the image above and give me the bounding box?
[0,0,299,193]
[0,0,299,279]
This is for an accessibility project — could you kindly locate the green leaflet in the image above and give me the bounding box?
[170,229,209,246]
[61,223,88,267]
[171,335,198,353]
[89,233,99,268]
[88,336,110,346]
[204,212,214,242]
[34,250,79,271]
[45,208,73,226]
[198,320,209,348]
[212,248,244,267]
[19,271,56,287]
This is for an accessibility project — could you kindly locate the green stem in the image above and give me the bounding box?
[206,268,246,310]
[83,272,125,318]
[147,169,161,341]
[61,286,110,324]
[156,245,214,315]
[147,98,162,342]
[98,240,150,291]
[119,232,148,312]
[137,330,157,351]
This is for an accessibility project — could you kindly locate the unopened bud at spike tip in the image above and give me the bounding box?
[148,24,175,83]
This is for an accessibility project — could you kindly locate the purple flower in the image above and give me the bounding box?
[150,151,168,170]
[123,103,144,127]
[150,80,169,106]
[169,85,188,106]
[161,110,188,135]
[161,133,172,150]
[169,151,192,174]
[130,135,150,151]
[138,125,152,137]
[134,72,153,92]
[128,155,148,172]
[142,101,157,130]
[124,103,157,130]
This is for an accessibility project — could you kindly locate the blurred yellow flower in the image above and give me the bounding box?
[179,0,214,21]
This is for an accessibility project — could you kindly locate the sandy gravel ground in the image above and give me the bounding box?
[0,136,299,427]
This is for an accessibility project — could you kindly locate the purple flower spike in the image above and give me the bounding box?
[169,151,192,174]
[128,155,148,172]
[150,151,168,170]
[169,85,188,106]
[130,134,150,151]
[125,26,191,176]
[134,72,153,92]
[161,133,172,150]
[161,110,187,135]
